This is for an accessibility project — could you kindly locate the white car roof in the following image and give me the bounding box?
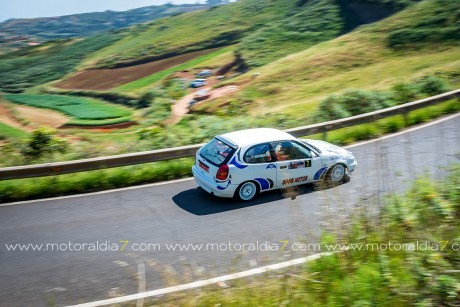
[219,128,296,147]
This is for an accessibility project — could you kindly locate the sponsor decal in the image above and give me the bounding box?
[282,176,308,185]
[266,164,277,169]
[329,156,340,161]
[252,153,270,159]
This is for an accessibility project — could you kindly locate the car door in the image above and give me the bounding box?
[233,143,277,192]
[272,140,322,188]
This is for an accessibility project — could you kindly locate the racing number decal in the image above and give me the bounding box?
[288,160,311,169]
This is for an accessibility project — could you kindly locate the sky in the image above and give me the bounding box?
[0,0,201,22]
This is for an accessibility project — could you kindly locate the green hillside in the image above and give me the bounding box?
[82,0,295,69]
[82,0,419,69]
[196,0,459,117]
[0,33,123,93]
[0,3,206,41]
[0,0,425,94]
[236,0,423,67]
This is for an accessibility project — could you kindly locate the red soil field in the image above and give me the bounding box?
[55,49,219,91]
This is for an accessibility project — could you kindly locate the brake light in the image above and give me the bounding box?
[216,164,229,180]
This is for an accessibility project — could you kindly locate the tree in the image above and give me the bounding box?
[23,127,68,158]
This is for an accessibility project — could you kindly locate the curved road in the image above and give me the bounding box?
[0,114,459,306]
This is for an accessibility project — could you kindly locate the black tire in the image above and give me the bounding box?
[235,181,259,202]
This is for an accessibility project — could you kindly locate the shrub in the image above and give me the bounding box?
[382,117,404,133]
[350,125,378,141]
[388,28,432,48]
[391,82,419,104]
[316,90,393,121]
[22,127,69,158]
[415,75,451,96]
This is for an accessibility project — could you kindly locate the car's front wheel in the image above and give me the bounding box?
[236,181,258,202]
[325,164,348,185]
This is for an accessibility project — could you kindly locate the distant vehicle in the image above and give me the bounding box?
[188,99,197,107]
[190,78,207,88]
[195,89,210,100]
[197,69,212,77]
[192,128,357,201]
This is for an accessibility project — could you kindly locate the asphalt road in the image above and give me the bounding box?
[0,114,459,306]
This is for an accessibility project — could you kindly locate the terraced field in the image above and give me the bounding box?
[4,94,133,126]
[54,48,227,91]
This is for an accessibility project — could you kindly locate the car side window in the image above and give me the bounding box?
[244,143,273,164]
[272,141,312,161]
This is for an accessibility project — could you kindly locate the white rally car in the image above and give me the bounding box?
[192,128,357,201]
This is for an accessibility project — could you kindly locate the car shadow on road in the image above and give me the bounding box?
[172,184,319,215]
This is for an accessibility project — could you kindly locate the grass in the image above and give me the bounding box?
[4,94,132,123]
[116,46,235,92]
[0,122,28,140]
[0,158,194,203]
[190,48,235,69]
[66,117,134,126]
[238,0,343,67]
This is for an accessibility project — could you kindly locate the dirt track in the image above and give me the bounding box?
[167,84,238,124]
[55,49,219,91]
[0,103,68,131]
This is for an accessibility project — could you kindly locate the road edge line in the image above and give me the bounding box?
[67,252,332,307]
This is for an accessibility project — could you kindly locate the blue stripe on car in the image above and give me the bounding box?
[314,167,328,180]
[230,156,247,169]
[217,180,231,190]
[255,178,270,191]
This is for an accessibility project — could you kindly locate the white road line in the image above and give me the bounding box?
[2,111,459,207]
[66,252,332,307]
[137,263,146,307]
[0,177,194,207]
[345,112,460,149]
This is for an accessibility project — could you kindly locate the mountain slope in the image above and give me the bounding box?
[0,3,206,41]
[0,0,441,94]
[194,0,460,116]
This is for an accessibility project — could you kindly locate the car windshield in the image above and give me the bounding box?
[199,138,235,166]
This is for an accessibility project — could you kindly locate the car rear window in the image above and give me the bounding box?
[199,138,235,166]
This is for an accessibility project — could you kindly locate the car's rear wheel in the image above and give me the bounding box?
[236,181,258,201]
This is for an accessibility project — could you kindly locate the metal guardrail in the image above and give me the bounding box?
[0,89,458,180]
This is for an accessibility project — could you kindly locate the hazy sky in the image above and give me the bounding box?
[0,0,201,22]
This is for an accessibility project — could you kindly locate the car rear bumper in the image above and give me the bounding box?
[192,165,236,198]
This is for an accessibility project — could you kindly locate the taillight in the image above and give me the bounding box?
[216,164,229,180]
